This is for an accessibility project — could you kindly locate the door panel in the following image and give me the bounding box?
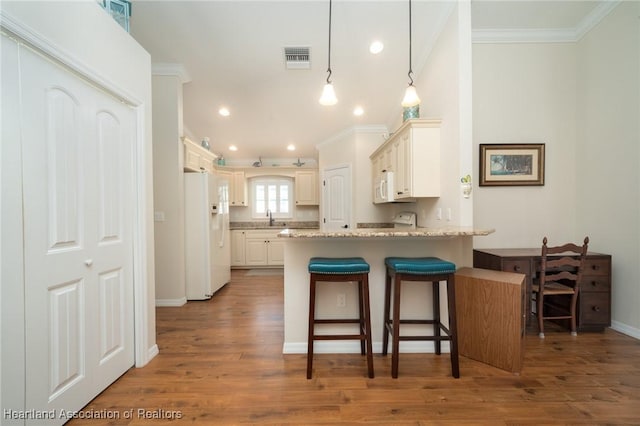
[322,165,351,230]
[20,45,134,423]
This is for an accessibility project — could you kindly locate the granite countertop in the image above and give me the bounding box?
[278,226,495,239]
[230,221,319,230]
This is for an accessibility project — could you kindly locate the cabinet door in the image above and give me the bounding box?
[393,129,412,198]
[184,145,203,172]
[230,230,246,266]
[232,171,247,206]
[245,238,268,266]
[267,239,285,265]
[295,170,318,205]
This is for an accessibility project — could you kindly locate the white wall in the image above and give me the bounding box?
[575,1,640,335]
[152,75,187,305]
[401,2,473,229]
[317,126,390,227]
[471,2,640,336]
[472,43,578,247]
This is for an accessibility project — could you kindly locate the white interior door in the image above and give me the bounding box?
[20,45,134,423]
[322,165,351,231]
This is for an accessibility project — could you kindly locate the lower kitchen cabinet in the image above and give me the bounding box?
[230,230,247,266]
[232,229,284,267]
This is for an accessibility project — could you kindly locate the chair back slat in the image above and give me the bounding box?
[539,236,589,292]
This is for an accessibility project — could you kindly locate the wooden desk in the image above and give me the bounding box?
[473,248,612,332]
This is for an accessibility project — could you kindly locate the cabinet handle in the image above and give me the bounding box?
[592,306,601,312]
[342,224,348,229]
[513,265,521,272]
[592,265,600,271]
[591,281,597,287]
[84,259,93,267]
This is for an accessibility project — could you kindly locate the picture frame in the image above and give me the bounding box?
[479,143,545,186]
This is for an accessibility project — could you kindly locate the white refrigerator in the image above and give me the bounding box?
[184,172,231,300]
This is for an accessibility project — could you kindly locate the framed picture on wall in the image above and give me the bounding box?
[479,143,545,186]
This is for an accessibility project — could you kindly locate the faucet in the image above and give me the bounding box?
[266,209,274,226]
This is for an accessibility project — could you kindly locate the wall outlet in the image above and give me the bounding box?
[436,208,442,220]
[337,293,346,308]
[447,208,452,221]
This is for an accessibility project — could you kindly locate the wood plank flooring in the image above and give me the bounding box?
[69,269,640,425]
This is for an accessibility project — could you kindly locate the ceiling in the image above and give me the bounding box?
[129,1,605,166]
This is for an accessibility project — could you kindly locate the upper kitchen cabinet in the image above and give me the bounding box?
[217,169,248,206]
[183,137,216,173]
[371,119,441,200]
[295,170,319,205]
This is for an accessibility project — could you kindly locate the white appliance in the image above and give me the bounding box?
[392,211,417,229]
[184,172,231,300]
[373,171,395,204]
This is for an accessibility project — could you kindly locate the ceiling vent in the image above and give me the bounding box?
[284,47,311,70]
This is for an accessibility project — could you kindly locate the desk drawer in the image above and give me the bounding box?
[583,258,610,276]
[581,276,611,293]
[579,292,611,325]
[502,260,530,276]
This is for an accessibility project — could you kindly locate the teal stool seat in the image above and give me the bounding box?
[309,257,370,274]
[385,257,456,275]
[382,257,460,379]
[307,257,374,379]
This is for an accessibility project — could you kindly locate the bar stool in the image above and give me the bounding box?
[307,257,374,379]
[382,257,459,379]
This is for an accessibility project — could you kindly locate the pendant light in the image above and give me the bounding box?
[319,0,337,106]
[401,0,420,108]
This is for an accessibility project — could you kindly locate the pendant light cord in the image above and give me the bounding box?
[326,0,333,84]
[407,0,414,86]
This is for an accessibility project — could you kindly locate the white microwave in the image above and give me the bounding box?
[373,171,394,204]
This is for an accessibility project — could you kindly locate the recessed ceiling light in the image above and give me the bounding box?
[219,107,230,117]
[353,106,364,116]
[369,40,384,54]
[287,144,296,151]
[229,145,238,151]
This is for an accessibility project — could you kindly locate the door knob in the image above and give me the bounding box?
[84,259,93,267]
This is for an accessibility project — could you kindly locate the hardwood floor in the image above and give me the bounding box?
[69,269,640,425]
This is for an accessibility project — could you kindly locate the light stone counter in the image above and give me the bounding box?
[278,226,494,239]
[279,226,494,356]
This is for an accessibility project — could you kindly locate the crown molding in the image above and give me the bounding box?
[472,1,621,44]
[315,125,389,151]
[151,62,191,83]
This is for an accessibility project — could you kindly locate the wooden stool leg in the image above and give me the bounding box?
[307,275,317,379]
[446,275,460,378]
[391,274,402,379]
[382,268,392,356]
[432,280,441,355]
[362,274,374,378]
[357,279,366,355]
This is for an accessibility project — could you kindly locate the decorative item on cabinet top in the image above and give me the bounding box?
[183,137,218,174]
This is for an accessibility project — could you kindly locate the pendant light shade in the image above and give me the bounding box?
[401,0,420,108]
[319,82,338,106]
[401,85,420,108]
[319,0,337,106]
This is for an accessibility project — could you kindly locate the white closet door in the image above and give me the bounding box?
[20,45,135,423]
[322,165,352,231]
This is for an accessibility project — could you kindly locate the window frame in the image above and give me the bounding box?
[250,176,294,220]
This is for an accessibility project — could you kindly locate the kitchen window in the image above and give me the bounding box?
[251,177,293,219]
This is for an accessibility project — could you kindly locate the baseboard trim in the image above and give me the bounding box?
[610,321,640,340]
[155,297,187,307]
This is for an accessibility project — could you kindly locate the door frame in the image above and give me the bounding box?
[0,11,154,412]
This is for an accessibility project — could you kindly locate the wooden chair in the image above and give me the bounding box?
[532,236,589,338]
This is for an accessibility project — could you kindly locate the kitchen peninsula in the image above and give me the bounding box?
[278,226,494,354]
